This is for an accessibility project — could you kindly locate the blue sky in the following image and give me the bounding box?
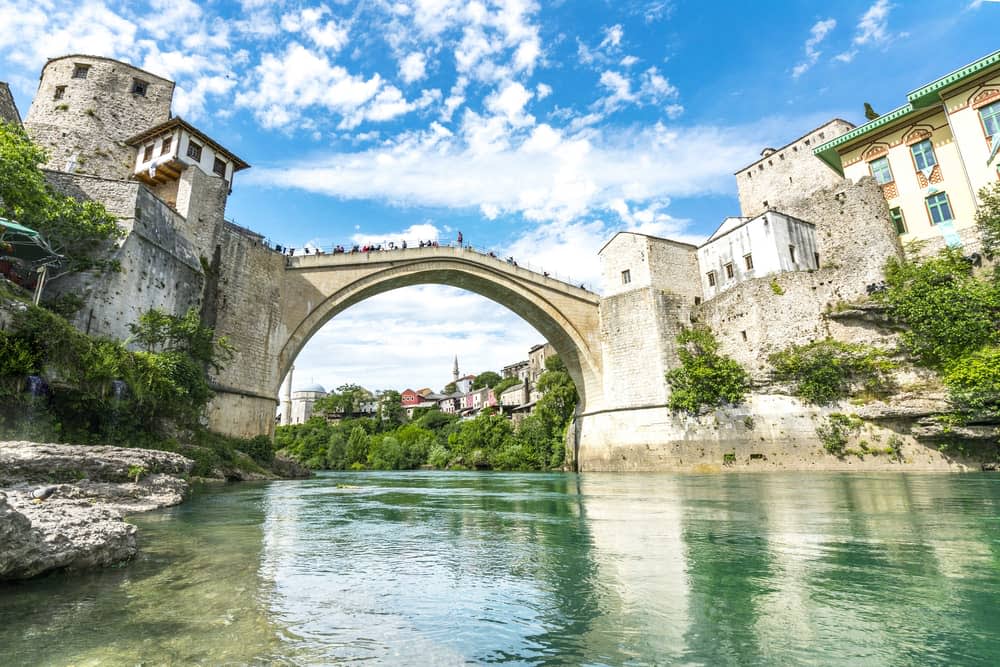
[2,0,998,394]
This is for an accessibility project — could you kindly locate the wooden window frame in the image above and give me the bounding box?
[909,138,937,172]
[868,155,893,185]
[978,99,1000,148]
[213,157,227,177]
[724,262,734,279]
[743,253,753,270]
[71,64,90,79]
[131,79,148,96]
[186,140,202,162]
[889,207,907,234]
[160,136,172,155]
[707,271,717,287]
[925,192,953,225]
[143,144,154,162]
[620,269,631,285]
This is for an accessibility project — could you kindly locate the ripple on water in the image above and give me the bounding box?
[3,472,1000,665]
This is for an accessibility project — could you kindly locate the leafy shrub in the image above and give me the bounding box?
[886,435,904,461]
[241,435,275,465]
[666,328,750,413]
[770,279,785,295]
[943,346,1000,413]
[975,181,1000,257]
[875,250,1000,367]
[769,339,896,405]
[816,413,863,456]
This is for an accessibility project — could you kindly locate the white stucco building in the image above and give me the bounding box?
[697,211,819,299]
[289,383,327,424]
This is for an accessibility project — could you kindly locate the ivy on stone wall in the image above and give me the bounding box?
[769,338,896,405]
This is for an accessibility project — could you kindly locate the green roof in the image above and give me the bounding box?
[0,217,41,238]
[907,49,1000,108]
[812,104,916,175]
[0,217,61,265]
[812,49,1000,174]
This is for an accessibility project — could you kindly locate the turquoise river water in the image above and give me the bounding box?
[2,471,1000,665]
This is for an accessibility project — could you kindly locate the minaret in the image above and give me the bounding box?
[281,366,294,425]
[453,355,459,383]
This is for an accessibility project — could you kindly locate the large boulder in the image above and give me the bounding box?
[0,441,193,485]
[0,490,136,580]
[0,442,195,580]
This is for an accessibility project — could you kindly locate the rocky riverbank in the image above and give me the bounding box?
[0,442,193,581]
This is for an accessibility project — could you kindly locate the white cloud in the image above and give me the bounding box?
[291,285,543,393]
[141,0,202,35]
[620,55,640,67]
[791,18,836,78]
[235,43,384,128]
[399,51,427,83]
[639,66,678,99]
[835,0,894,63]
[599,24,624,50]
[246,118,779,227]
[593,66,678,117]
[484,81,535,126]
[351,222,441,246]
[0,1,139,70]
[281,6,350,52]
[535,82,552,99]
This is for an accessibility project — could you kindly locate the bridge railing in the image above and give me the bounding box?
[272,237,598,293]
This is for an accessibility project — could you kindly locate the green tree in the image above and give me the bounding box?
[0,122,122,278]
[492,376,519,397]
[128,307,233,371]
[376,390,405,430]
[471,371,502,389]
[449,412,514,467]
[975,180,1000,257]
[346,426,370,467]
[443,381,457,394]
[943,346,1000,413]
[875,249,1000,367]
[314,383,369,416]
[666,328,750,413]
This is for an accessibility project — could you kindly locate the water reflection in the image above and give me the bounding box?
[2,472,1000,665]
[0,482,290,666]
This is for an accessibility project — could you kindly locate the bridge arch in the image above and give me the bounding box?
[275,248,603,410]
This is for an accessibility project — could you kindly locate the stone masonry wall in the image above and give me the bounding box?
[25,56,173,180]
[44,173,203,341]
[696,177,903,379]
[0,82,22,126]
[205,226,288,436]
[736,119,854,218]
[174,165,230,261]
[598,234,703,411]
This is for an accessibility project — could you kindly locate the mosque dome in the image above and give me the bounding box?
[295,383,327,394]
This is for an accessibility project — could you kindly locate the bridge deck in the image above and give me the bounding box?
[285,245,600,300]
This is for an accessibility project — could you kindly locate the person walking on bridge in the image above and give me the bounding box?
[456,230,463,247]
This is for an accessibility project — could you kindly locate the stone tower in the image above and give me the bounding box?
[452,355,459,383]
[24,55,174,179]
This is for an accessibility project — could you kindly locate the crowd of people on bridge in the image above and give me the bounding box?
[265,230,590,290]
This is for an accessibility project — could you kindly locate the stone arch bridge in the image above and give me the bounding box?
[205,245,604,450]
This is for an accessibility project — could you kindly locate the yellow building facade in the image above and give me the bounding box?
[815,49,1000,251]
